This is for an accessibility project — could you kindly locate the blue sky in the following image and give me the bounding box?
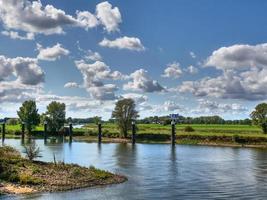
[0,0,267,119]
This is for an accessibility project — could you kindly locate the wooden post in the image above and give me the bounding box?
[2,123,5,142]
[98,123,102,143]
[171,120,176,146]
[132,121,136,144]
[44,121,47,142]
[21,122,25,140]
[69,123,73,143]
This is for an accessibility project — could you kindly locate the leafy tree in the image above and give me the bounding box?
[112,98,139,138]
[93,116,102,125]
[250,103,267,134]
[17,100,40,134]
[6,118,19,125]
[45,101,66,133]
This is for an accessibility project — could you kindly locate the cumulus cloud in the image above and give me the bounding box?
[64,82,79,88]
[123,69,164,92]
[75,60,126,100]
[37,43,70,61]
[192,99,248,115]
[99,37,145,51]
[186,65,198,74]
[96,1,122,33]
[0,55,44,85]
[121,93,148,104]
[205,43,267,70]
[1,31,34,40]
[162,62,182,79]
[178,43,267,101]
[85,50,102,62]
[0,0,121,36]
[162,101,181,112]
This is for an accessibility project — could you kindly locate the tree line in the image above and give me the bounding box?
[1,100,267,135]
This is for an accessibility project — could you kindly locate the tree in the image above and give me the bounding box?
[250,103,267,134]
[17,100,40,134]
[112,98,139,138]
[93,116,102,125]
[45,101,66,133]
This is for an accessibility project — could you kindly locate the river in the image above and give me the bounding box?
[1,138,267,199]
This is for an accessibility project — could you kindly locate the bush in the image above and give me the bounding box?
[19,173,43,185]
[24,141,41,161]
[184,126,195,132]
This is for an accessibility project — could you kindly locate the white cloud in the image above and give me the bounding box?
[205,43,267,70]
[76,11,99,30]
[37,43,70,61]
[121,93,148,104]
[64,82,79,88]
[0,55,44,85]
[85,50,102,62]
[1,31,34,40]
[192,99,248,115]
[177,43,267,101]
[96,1,122,33]
[0,0,121,36]
[162,101,181,112]
[75,60,126,100]
[123,69,164,93]
[99,36,145,51]
[186,65,198,74]
[162,62,182,79]
[190,51,196,58]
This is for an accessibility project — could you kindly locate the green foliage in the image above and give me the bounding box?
[6,118,19,125]
[250,103,267,134]
[93,116,102,125]
[17,100,40,134]
[112,98,139,138]
[184,126,195,132]
[45,101,66,133]
[19,173,43,185]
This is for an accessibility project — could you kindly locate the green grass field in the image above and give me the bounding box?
[3,123,266,139]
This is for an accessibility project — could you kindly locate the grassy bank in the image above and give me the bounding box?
[0,146,126,195]
[3,123,267,148]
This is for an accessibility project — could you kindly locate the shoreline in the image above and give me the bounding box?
[0,146,127,196]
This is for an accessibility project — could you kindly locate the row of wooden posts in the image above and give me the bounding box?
[0,121,177,145]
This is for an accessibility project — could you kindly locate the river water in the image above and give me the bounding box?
[1,139,267,200]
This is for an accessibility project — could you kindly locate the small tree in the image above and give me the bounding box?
[112,98,139,138]
[250,103,267,134]
[93,116,102,125]
[17,100,40,134]
[24,141,41,161]
[45,101,66,133]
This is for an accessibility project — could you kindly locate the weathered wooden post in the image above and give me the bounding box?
[2,122,5,142]
[44,121,47,142]
[171,120,176,146]
[69,123,73,143]
[132,121,136,144]
[98,122,102,143]
[21,122,25,140]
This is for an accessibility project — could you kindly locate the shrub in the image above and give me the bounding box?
[184,126,195,132]
[19,173,43,185]
[24,141,41,161]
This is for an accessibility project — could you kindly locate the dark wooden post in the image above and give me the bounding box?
[132,121,136,144]
[21,122,25,141]
[2,123,5,142]
[98,123,102,143]
[44,121,47,142]
[171,120,176,146]
[69,123,73,143]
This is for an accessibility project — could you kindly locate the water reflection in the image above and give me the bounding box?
[2,139,267,200]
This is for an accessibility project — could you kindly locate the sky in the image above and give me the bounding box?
[0,0,267,120]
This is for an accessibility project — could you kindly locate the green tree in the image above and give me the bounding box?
[17,100,40,134]
[45,101,66,133]
[250,103,267,134]
[93,116,102,125]
[112,98,139,138]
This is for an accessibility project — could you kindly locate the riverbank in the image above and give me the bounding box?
[0,146,126,195]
